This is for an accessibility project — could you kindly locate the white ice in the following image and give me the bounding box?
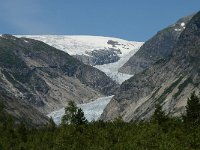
[94,42,142,83]
[16,35,143,84]
[16,35,142,56]
[47,95,114,125]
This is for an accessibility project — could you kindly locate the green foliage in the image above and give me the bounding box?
[62,101,87,125]
[156,77,183,103]
[0,93,200,149]
[0,114,200,149]
[47,117,56,131]
[183,91,200,125]
[173,76,193,99]
[16,122,27,142]
[61,101,78,125]
[152,103,168,125]
[0,102,4,113]
[74,108,88,125]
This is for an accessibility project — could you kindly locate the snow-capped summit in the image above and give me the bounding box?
[18,35,141,55]
[17,35,143,83]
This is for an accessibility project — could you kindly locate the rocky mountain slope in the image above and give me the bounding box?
[17,35,143,83]
[0,92,48,126]
[119,14,194,75]
[101,12,200,121]
[0,34,118,125]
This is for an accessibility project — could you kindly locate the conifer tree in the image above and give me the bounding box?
[183,91,200,125]
[152,103,167,125]
[62,101,87,125]
[62,101,78,125]
[16,122,27,142]
[0,102,3,113]
[74,108,87,125]
[0,102,4,123]
[48,117,56,131]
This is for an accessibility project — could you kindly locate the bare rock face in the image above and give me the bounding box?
[119,14,194,75]
[101,12,200,122]
[0,92,48,127]
[0,35,119,125]
[73,48,120,66]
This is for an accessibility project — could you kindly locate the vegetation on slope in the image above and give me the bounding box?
[0,92,200,150]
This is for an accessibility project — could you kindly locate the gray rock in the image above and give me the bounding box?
[73,48,120,66]
[101,12,200,122]
[0,35,119,125]
[119,14,194,75]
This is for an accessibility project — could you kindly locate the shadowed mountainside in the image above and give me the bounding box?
[0,35,118,125]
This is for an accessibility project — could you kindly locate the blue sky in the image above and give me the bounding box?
[0,0,199,41]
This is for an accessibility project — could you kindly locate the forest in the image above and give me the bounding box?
[0,92,200,150]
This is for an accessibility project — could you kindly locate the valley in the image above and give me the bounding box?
[16,35,143,123]
[48,95,114,124]
[0,1,200,149]
[0,11,199,126]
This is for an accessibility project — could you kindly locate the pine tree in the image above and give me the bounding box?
[0,102,4,124]
[16,122,27,142]
[61,101,87,125]
[183,91,200,125]
[152,103,167,125]
[61,101,78,125]
[47,117,56,131]
[74,108,87,125]
[0,102,4,113]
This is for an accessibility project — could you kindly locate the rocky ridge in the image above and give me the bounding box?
[17,35,143,83]
[101,12,200,121]
[119,14,194,75]
[0,34,118,125]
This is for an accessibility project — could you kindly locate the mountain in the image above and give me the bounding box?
[101,12,200,121]
[17,35,143,83]
[0,34,118,125]
[0,92,48,126]
[119,14,194,75]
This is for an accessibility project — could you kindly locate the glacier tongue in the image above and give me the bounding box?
[15,35,143,124]
[47,95,114,125]
[94,44,142,83]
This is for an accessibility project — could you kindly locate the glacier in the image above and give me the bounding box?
[47,95,114,125]
[17,35,143,123]
[94,44,141,84]
[17,35,143,83]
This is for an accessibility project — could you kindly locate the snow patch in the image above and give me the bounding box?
[181,22,185,27]
[47,95,114,125]
[175,28,182,32]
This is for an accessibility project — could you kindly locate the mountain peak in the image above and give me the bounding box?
[101,11,200,122]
